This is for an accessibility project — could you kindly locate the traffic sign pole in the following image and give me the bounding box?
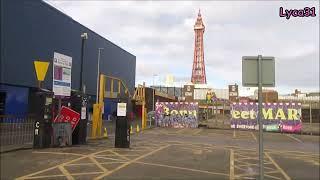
[242,55,275,180]
[258,55,264,180]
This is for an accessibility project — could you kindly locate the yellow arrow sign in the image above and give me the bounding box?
[34,61,49,81]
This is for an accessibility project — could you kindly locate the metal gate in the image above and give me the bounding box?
[0,115,34,151]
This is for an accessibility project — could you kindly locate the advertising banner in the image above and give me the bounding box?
[230,102,302,133]
[54,106,80,130]
[53,52,72,96]
[155,102,198,128]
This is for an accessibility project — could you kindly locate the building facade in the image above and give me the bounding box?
[0,0,136,116]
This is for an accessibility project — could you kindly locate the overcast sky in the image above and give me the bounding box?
[47,0,319,95]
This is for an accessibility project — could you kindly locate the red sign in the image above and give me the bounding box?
[54,106,80,130]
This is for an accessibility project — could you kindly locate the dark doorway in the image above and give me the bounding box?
[0,92,6,115]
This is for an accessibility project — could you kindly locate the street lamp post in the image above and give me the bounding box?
[79,33,88,144]
[152,74,158,111]
[80,32,88,93]
[96,48,103,103]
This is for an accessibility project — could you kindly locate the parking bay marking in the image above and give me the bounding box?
[21,172,103,179]
[16,149,112,180]
[33,151,86,157]
[265,152,291,180]
[135,161,230,177]
[94,144,171,179]
[58,166,74,180]
[250,132,257,142]
[230,149,235,180]
[89,155,109,172]
[108,150,131,161]
[285,134,303,143]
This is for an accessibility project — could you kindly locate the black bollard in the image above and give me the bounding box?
[115,115,130,148]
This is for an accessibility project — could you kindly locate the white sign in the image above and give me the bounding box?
[53,52,72,96]
[117,103,127,117]
[185,92,193,97]
[194,89,207,100]
[229,92,238,96]
[35,121,40,135]
[81,107,86,119]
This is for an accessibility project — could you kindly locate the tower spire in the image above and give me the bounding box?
[191,10,206,84]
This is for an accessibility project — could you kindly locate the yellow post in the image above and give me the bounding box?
[99,75,105,103]
[118,81,121,95]
[97,74,105,137]
[136,124,140,133]
[103,127,108,138]
[130,125,133,134]
[141,103,145,130]
[141,82,146,130]
[92,103,101,138]
[144,107,147,128]
[111,79,114,98]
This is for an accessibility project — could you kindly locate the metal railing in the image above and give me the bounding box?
[0,115,34,147]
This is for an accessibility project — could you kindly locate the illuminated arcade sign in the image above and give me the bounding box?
[230,102,302,133]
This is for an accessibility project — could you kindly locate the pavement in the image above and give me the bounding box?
[1,128,319,180]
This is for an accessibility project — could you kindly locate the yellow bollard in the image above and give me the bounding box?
[136,124,140,133]
[130,125,133,134]
[92,104,101,139]
[104,127,108,138]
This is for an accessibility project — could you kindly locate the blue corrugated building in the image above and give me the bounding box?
[0,0,136,116]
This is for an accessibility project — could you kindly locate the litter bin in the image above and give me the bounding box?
[115,116,130,148]
[52,122,72,147]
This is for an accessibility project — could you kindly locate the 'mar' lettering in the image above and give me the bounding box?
[232,108,299,120]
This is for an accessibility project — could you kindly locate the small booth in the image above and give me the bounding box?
[115,99,131,148]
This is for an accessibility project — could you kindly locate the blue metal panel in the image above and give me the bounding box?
[1,0,136,95]
[0,84,29,116]
[103,98,118,119]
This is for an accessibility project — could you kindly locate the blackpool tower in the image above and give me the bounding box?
[191,10,207,84]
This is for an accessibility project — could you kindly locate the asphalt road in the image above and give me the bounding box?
[1,128,319,180]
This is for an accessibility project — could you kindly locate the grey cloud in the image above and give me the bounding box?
[48,0,319,93]
[276,51,319,88]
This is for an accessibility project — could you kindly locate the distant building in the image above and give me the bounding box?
[254,89,278,103]
[238,97,254,103]
[307,92,320,97]
[212,89,229,100]
[151,86,183,98]
[279,89,320,103]
[278,95,319,102]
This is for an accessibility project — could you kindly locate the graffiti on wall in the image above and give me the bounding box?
[231,102,302,133]
[155,102,199,128]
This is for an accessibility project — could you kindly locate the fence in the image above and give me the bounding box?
[86,114,144,139]
[0,115,35,148]
[86,114,116,138]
